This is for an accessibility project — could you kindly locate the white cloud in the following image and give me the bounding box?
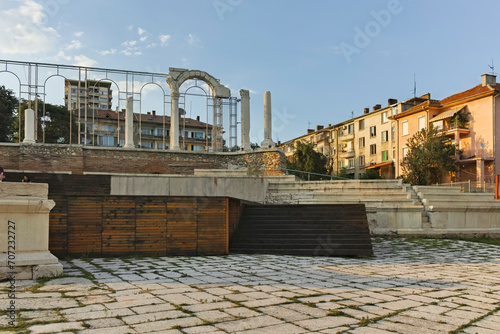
[147,43,158,48]
[140,36,147,42]
[98,48,117,56]
[159,34,171,46]
[54,50,71,61]
[127,25,134,31]
[74,55,97,67]
[0,0,60,54]
[122,40,137,47]
[74,31,84,38]
[66,39,83,50]
[120,50,132,56]
[138,27,146,35]
[187,33,201,47]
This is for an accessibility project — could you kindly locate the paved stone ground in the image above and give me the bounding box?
[2,238,500,333]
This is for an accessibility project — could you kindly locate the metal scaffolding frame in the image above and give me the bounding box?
[0,59,238,151]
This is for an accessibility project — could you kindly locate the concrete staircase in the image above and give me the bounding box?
[403,184,431,229]
[266,179,418,206]
[230,204,373,257]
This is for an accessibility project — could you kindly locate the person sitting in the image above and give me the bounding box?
[22,175,31,183]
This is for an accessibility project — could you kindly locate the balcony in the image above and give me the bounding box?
[340,150,355,158]
[340,133,355,141]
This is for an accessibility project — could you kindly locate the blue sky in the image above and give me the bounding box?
[1,0,499,145]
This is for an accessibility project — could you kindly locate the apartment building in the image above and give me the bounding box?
[279,96,430,179]
[65,80,113,110]
[393,74,500,185]
[80,109,211,151]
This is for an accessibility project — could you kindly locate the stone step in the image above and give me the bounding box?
[413,186,462,194]
[420,193,496,201]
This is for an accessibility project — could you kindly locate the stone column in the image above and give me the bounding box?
[260,91,275,148]
[240,89,251,150]
[23,109,36,144]
[0,183,62,280]
[124,97,135,149]
[170,91,181,150]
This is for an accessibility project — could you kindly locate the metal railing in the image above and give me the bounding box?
[228,162,352,181]
[434,180,495,193]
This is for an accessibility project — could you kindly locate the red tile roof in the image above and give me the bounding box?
[440,83,500,105]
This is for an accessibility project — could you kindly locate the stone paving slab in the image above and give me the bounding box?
[2,238,500,333]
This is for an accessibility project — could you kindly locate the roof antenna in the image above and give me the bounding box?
[488,59,497,75]
[413,73,417,98]
[307,120,311,129]
[351,111,354,119]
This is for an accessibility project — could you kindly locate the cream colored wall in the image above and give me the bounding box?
[396,110,428,177]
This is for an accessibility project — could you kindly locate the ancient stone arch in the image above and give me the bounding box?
[166,68,231,150]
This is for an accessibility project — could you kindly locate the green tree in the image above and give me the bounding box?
[0,86,18,142]
[359,168,382,179]
[13,100,78,144]
[401,127,458,185]
[286,141,329,180]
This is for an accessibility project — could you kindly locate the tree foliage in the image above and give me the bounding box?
[0,86,18,142]
[359,168,382,179]
[13,100,78,144]
[401,127,458,185]
[286,141,329,180]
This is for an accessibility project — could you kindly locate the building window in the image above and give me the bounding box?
[101,125,115,132]
[193,145,204,151]
[418,116,426,131]
[391,126,395,141]
[71,88,77,94]
[402,147,408,161]
[382,150,389,161]
[339,160,344,169]
[348,158,355,168]
[381,111,388,123]
[359,119,365,130]
[347,123,354,134]
[155,129,164,136]
[141,141,153,149]
[370,144,376,155]
[370,126,376,137]
[359,137,365,148]
[381,130,389,143]
[101,135,115,146]
[192,132,204,139]
[359,155,365,166]
[141,128,153,135]
[156,142,164,149]
[402,120,409,136]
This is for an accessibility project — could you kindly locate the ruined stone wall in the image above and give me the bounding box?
[0,144,286,175]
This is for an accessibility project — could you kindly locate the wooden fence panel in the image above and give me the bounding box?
[197,197,227,255]
[136,197,167,255]
[166,197,198,255]
[102,197,136,255]
[67,197,102,255]
[49,196,68,256]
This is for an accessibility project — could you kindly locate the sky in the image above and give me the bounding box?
[1,0,500,145]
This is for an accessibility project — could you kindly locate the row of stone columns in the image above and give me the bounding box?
[23,91,276,151]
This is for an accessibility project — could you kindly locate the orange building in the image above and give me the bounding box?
[393,74,500,186]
